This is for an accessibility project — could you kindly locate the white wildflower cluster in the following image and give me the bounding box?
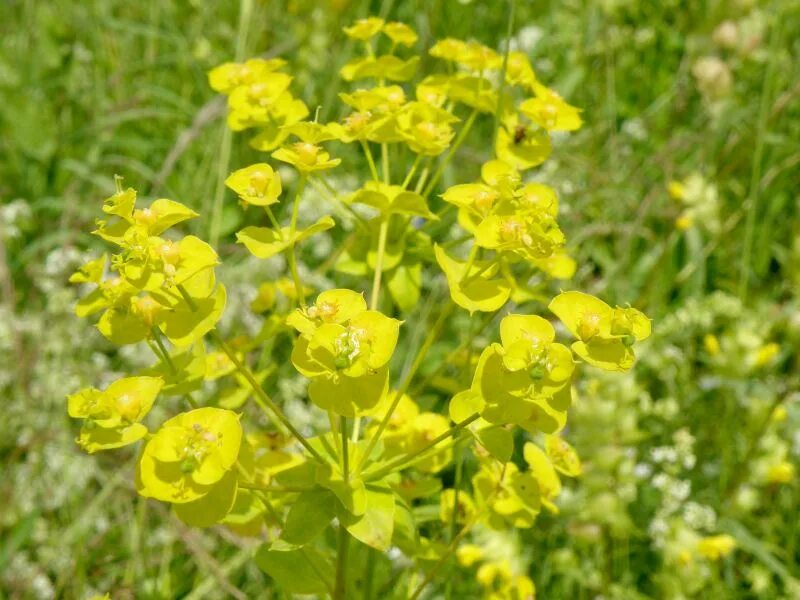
[0,198,32,239]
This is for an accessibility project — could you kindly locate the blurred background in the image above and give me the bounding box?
[1,0,799,598]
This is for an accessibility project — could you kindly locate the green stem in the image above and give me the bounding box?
[238,481,312,493]
[214,329,324,463]
[333,523,351,600]
[414,163,431,194]
[381,142,390,184]
[410,313,494,396]
[313,177,369,231]
[341,416,350,482]
[329,410,342,463]
[492,0,516,149]
[462,244,479,277]
[408,465,508,600]
[149,328,199,410]
[402,154,423,189]
[445,441,466,600]
[208,0,253,248]
[287,175,308,307]
[264,206,282,233]
[363,549,376,600]
[364,413,480,481]
[396,431,472,475]
[422,109,479,199]
[361,141,381,183]
[149,328,175,372]
[175,284,325,464]
[370,218,390,310]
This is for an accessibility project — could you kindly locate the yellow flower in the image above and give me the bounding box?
[474,460,541,528]
[340,55,419,82]
[519,85,582,132]
[225,163,282,206]
[429,38,468,62]
[549,291,651,372]
[545,435,582,477]
[439,489,477,524]
[703,333,721,356]
[340,85,407,113]
[496,117,552,171]
[137,407,242,503]
[227,72,294,130]
[343,17,385,41]
[505,52,537,90]
[430,38,500,71]
[383,21,417,47]
[286,289,368,336]
[765,461,795,484]
[481,160,521,196]
[208,57,287,94]
[753,342,779,368]
[456,544,484,567]
[67,376,164,453]
[474,204,565,261]
[668,180,686,200]
[697,534,736,561]
[271,141,341,173]
[771,405,788,423]
[675,214,693,230]
[247,93,310,151]
[396,101,458,155]
[523,442,561,514]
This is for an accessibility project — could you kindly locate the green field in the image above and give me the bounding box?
[2,0,800,598]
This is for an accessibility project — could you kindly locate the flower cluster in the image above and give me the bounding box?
[67,17,652,600]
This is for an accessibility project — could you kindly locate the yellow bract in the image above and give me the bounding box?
[225,163,282,206]
[137,407,242,503]
[470,314,573,434]
[272,141,341,173]
[208,58,287,94]
[495,117,552,170]
[67,376,163,453]
[696,535,736,561]
[549,291,651,372]
[343,17,385,41]
[288,289,400,416]
[520,86,583,132]
[523,442,562,514]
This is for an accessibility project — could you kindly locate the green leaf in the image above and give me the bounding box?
[308,366,389,417]
[392,498,419,555]
[97,309,149,346]
[237,216,335,259]
[434,244,510,314]
[281,489,338,547]
[173,470,238,528]
[316,470,367,516]
[159,284,227,347]
[449,389,485,423]
[386,262,422,312]
[342,484,396,551]
[475,426,513,463]
[254,546,334,595]
[274,461,319,488]
[143,342,206,396]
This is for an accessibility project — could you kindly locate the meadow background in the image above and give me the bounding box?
[1,0,799,598]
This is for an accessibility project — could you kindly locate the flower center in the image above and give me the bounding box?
[294,142,320,165]
[577,312,601,341]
